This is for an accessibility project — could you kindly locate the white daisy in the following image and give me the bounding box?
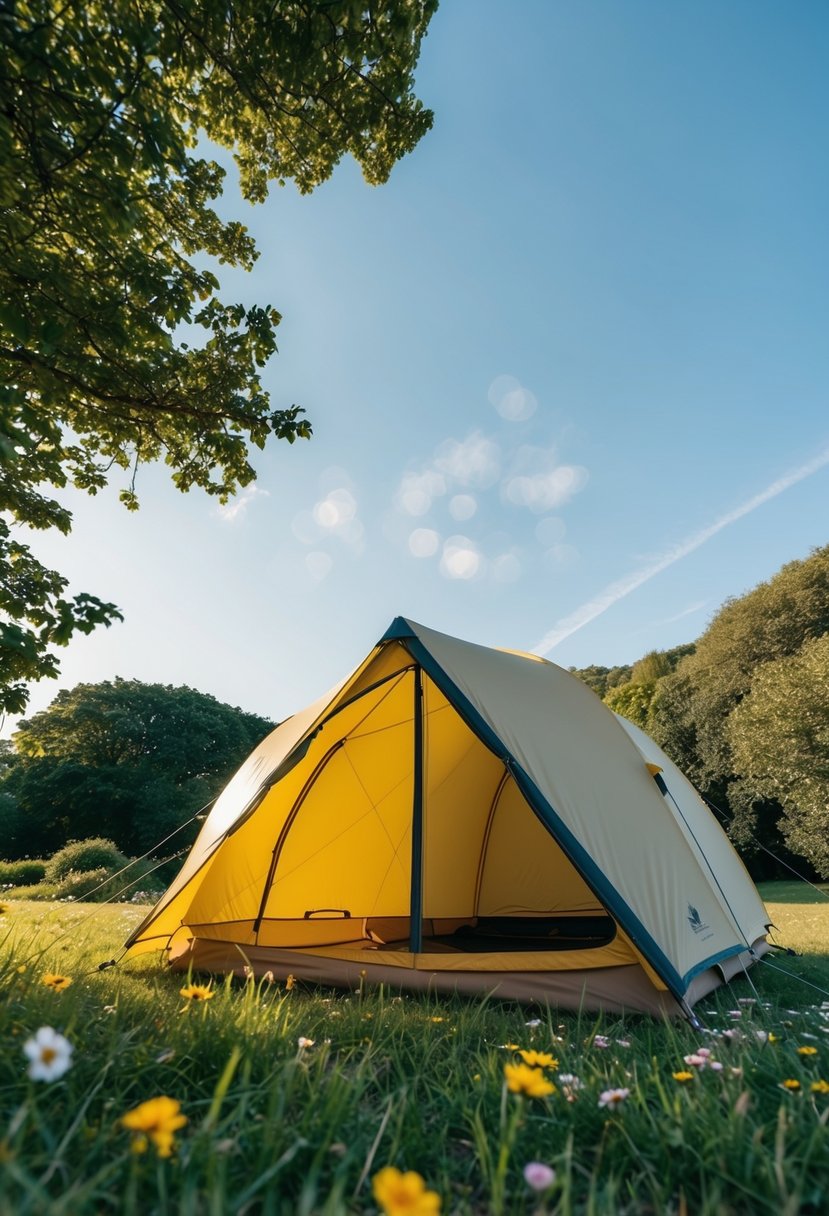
[23,1026,73,1082]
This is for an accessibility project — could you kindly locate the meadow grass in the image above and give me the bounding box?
[1,886,828,1215]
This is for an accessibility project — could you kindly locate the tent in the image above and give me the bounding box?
[124,618,770,1017]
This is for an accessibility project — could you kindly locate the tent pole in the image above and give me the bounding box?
[410,666,424,954]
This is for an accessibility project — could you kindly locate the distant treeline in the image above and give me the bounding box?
[0,680,274,863]
[570,543,829,880]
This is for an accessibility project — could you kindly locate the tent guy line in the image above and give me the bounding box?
[531,443,829,655]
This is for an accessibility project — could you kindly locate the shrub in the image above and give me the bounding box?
[0,859,47,886]
[53,868,118,901]
[4,882,60,900]
[45,838,128,882]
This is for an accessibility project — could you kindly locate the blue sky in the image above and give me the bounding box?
[13,0,829,728]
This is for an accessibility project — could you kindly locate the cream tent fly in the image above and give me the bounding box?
[124,618,770,1017]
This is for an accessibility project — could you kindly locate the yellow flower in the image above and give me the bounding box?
[42,973,72,992]
[796,1046,818,1056]
[672,1071,694,1083]
[372,1166,441,1215]
[518,1050,558,1069]
[504,1062,556,1098]
[781,1079,801,1091]
[429,1016,445,1023]
[179,984,215,1002]
[810,1079,829,1095]
[121,1096,187,1158]
[768,1033,778,1043]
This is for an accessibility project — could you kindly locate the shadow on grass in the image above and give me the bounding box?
[757,880,829,904]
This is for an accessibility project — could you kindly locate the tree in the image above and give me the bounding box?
[0,0,437,712]
[3,678,273,858]
[650,545,829,786]
[727,635,829,878]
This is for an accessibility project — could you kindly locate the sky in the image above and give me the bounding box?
[10,0,829,730]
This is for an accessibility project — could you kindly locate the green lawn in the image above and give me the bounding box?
[1,885,828,1215]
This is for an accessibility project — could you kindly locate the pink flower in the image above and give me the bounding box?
[592,1035,610,1049]
[683,1054,707,1067]
[598,1087,630,1108]
[523,1162,556,1192]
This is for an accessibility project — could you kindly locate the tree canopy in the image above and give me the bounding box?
[578,545,829,878]
[0,0,437,712]
[2,678,273,858]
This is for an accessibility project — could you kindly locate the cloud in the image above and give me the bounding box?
[502,445,589,513]
[440,535,484,580]
[216,484,269,523]
[532,446,829,655]
[408,528,441,558]
[292,484,364,552]
[488,375,538,422]
[395,470,447,516]
[449,494,477,521]
[433,432,501,488]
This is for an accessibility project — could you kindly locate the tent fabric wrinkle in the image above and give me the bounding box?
[124,617,770,1017]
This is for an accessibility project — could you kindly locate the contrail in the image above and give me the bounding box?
[532,446,829,656]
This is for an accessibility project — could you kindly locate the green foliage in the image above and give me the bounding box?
[4,678,273,858]
[0,858,46,886]
[728,635,829,878]
[652,545,829,788]
[604,679,659,730]
[569,662,632,699]
[0,894,827,1214]
[0,0,437,712]
[44,837,128,883]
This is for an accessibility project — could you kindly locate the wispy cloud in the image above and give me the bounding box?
[216,484,269,523]
[532,446,829,655]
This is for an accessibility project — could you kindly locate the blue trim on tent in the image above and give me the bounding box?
[398,630,687,1002]
[381,616,417,643]
[681,944,749,988]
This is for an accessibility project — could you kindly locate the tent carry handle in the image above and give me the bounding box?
[304,908,352,919]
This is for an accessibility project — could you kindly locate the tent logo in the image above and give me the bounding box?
[687,904,709,934]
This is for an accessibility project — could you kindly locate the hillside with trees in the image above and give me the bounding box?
[571,544,829,879]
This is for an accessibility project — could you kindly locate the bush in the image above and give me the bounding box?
[53,868,118,901]
[45,838,128,882]
[0,859,47,886]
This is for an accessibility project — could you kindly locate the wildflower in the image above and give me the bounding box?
[616,1038,631,1048]
[23,1027,73,1082]
[179,983,214,1002]
[371,1166,441,1215]
[429,1016,445,1023]
[768,1033,778,1043]
[592,1034,610,1049]
[727,1010,742,1020]
[518,1049,558,1069]
[797,1046,818,1056]
[598,1087,630,1108]
[297,1036,315,1049]
[672,1071,694,1083]
[695,1047,712,1058]
[780,1079,801,1091]
[41,973,72,992]
[754,1031,769,1043]
[499,1042,521,1051]
[810,1080,829,1094]
[523,1162,556,1192]
[263,971,274,984]
[285,974,296,991]
[121,1096,187,1158]
[708,1061,723,1072]
[738,997,756,1005]
[683,1054,708,1068]
[504,1062,555,1098]
[525,1018,542,1028]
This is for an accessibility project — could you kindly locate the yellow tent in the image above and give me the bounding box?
[125,618,769,1017]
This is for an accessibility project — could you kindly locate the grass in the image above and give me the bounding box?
[0,886,828,1215]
